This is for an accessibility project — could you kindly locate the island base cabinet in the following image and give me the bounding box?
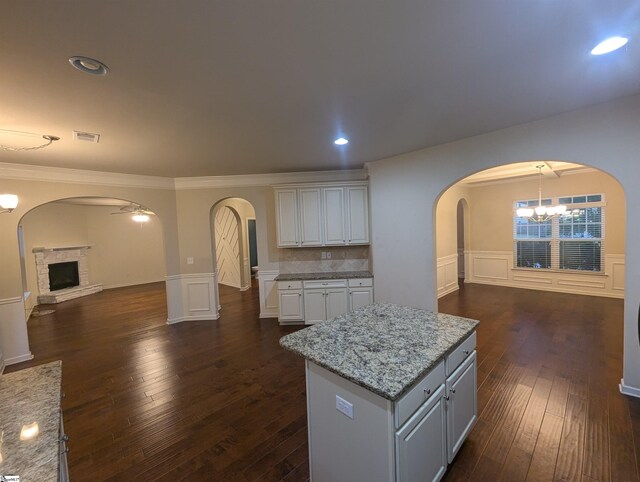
[446,351,477,463]
[395,385,447,482]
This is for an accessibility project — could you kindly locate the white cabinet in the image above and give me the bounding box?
[395,385,447,482]
[277,281,304,322]
[348,278,374,311]
[274,182,369,247]
[346,186,370,244]
[446,351,477,463]
[276,189,299,247]
[299,188,323,246]
[323,187,347,245]
[303,280,348,324]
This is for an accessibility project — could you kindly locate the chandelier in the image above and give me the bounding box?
[516,165,567,222]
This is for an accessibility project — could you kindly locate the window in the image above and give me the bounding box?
[513,194,604,272]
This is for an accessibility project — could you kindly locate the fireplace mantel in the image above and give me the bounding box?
[32,245,93,253]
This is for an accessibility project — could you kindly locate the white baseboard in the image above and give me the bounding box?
[5,352,34,365]
[167,313,221,325]
[438,284,459,298]
[260,313,279,319]
[620,379,640,399]
[103,279,166,290]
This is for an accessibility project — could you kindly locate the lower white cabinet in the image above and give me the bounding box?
[395,385,447,482]
[279,277,373,324]
[278,281,304,322]
[303,281,348,325]
[446,351,477,462]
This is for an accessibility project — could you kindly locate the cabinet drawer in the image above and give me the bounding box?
[303,279,347,289]
[395,359,445,428]
[278,281,302,290]
[445,332,476,376]
[347,278,373,288]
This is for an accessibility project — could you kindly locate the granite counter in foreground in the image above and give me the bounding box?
[0,361,62,482]
[274,270,373,281]
[279,303,478,401]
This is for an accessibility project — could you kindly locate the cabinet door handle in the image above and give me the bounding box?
[298,293,302,297]
[445,395,450,401]
[451,388,456,394]
[463,350,470,355]
[424,388,431,396]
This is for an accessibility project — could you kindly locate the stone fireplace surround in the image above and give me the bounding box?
[34,246,103,304]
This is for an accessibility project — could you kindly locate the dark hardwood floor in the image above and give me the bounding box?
[7,281,640,481]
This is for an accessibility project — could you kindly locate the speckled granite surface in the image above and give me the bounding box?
[280,303,478,401]
[0,361,62,482]
[275,270,373,281]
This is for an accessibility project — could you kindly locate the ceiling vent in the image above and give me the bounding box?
[73,131,100,143]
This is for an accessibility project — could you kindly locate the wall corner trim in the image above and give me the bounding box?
[620,379,640,399]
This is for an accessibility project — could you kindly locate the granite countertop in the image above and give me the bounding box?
[279,303,479,401]
[275,270,373,281]
[0,361,62,482]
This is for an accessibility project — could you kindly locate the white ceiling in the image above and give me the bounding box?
[1,1,639,177]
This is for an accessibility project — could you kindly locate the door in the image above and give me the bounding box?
[325,288,348,320]
[276,189,299,247]
[346,186,369,244]
[446,351,477,463]
[350,288,373,311]
[299,188,323,246]
[304,289,326,324]
[396,385,447,482]
[278,290,304,321]
[215,206,242,288]
[323,187,346,245]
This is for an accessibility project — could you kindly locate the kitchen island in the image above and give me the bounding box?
[0,361,67,482]
[280,303,479,482]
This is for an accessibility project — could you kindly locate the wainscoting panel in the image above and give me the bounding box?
[0,296,33,366]
[166,273,219,324]
[465,251,625,299]
[258,270,279,318]
[437,254,459,298]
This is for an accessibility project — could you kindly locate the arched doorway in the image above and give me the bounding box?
[210,197,258,310]
[435,161,625,302]
[18,196,167,319]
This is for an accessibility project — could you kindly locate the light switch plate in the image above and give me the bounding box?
[326,252,331,259]
[187,257,194,265]
[336,395,354,419]
[321,252,327,259]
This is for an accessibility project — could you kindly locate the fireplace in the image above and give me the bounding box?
[48,261,80,291]
[33,245,102,304]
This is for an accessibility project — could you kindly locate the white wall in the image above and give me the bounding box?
[368,93,640,393]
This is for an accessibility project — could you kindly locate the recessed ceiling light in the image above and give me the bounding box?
[69,56,109,76]
[334,137,349,145]
[590,37,629,55]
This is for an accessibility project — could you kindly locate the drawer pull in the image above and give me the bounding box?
[451,388,456,394]
[288,284,292,288]
[424,388,431,396]
[463,350,470,355]
[61,434,69,442]
[445,395,450,401]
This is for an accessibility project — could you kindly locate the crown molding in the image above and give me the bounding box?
[174,169,368,190]
[0,162,175,190]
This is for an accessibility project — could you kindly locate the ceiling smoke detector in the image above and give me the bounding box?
[68,56,109,76]
[73,131,100,143]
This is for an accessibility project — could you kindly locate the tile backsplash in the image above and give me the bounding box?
[279,246,370,274]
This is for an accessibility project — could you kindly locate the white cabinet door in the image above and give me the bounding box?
[276,189,299,247]
[346,186,369,244]
[325,288,348,320]
[304,289,326,325]
[323,187,346,245]
[446,351,477,463]
[349,287,373,311]
[396,385,447,482]
[299,188,323,246]
[278,290,304,321]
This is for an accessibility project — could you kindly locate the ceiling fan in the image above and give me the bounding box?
[110,203,155,222]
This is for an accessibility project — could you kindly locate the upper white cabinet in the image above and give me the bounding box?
[346,186,370,244]
[276,189,300,247]
[274,182,369,247]
[299,188,323,246]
